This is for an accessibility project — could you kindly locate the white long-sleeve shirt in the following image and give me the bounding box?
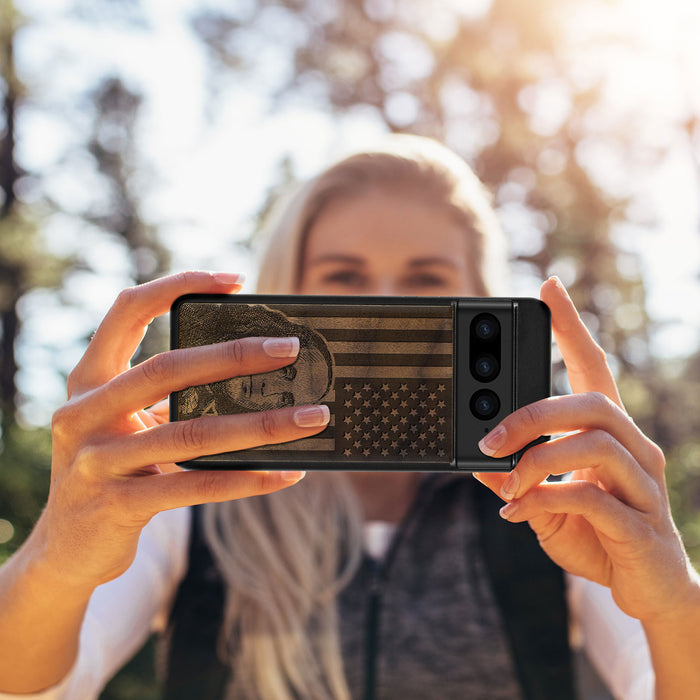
[0,507,654,700]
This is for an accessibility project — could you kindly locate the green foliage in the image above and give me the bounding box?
[0,212,71,291]
[0,421,51,564]
[99,635,162,700]
[0,0,60,564]
[663,358,700,568]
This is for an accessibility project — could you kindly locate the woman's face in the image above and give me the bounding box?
[298,190,478,296]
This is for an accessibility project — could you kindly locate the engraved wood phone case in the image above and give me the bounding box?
[170,295,551,471]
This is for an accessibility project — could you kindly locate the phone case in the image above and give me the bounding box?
[169,294,551,471]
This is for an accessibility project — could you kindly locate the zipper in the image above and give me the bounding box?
[360,475,441,700]
[363,557,382,700]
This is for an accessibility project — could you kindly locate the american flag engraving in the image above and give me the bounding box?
[176,300,454,465]
[334,379,450,460]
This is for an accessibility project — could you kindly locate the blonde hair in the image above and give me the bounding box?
[203,474,363,700]
[203,135,508,699]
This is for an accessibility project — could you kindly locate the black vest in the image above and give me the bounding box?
[161,480,576,700]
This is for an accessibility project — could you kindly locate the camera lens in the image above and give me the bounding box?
[473,314,500,341]
[474,354,499,381]
[470,390,500,421]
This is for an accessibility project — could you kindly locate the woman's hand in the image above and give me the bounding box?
[38,271,330,590]
[474,277,699,625]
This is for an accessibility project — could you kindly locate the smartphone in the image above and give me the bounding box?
[169,294,551,471]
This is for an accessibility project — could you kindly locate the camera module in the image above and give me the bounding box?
[470,390,500,421]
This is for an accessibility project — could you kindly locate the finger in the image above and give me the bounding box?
[541,277,623,408]
[88,404,331,475]
[472,472,510,502]
[478,393,665,480]
[497,429,659,512]
[84,336,300,421]
[70,271,244,393]
[145,399,170,425]
[124,468,307,517]
[499,480,642,545]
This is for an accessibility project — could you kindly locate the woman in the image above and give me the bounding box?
[0,136,698,700]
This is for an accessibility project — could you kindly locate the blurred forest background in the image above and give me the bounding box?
[1,0,700,697]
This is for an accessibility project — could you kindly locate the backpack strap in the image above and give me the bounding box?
[161,504,229,700]
[473,483,578,700]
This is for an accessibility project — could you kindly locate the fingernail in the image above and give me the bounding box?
[263,337,299,358]
[499,501,518,520]
[479,425,506,456]
[281,471,306,483]
[500,470,520,500]
[212,272,246,285]
[293,404,330,428]
[549,275,570,297]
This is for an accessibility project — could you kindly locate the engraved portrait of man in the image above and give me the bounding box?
[177,302,334,419]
